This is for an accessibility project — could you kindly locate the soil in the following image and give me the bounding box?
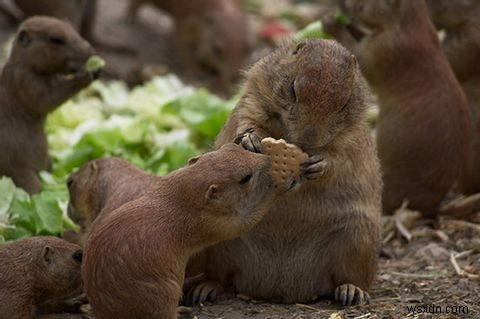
[0,1,479,318]
[183,213,480,319]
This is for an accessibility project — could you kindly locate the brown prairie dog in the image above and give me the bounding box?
[203,39,382,305]
[83,144,284,319]
[0,16,95,194]
[127,0,250,88]
[426,0,480,194]
[0,236,83,319]
[66,157,157,246]
[324,0,472,216]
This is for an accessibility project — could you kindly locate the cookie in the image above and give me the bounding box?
[261,137,309,186]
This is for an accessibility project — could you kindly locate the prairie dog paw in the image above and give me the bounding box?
[185,280,222,306]
[334,283,370,306]
[300,155,328,180]
[235,129,262,153]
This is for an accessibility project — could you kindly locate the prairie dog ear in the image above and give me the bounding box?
[17,30,31,47]
[68,160,99,188]
[88,160,98,172]
[188,155,202,165]
[42,246,54,265]
[205,184,219,204]
[85,160,99,181]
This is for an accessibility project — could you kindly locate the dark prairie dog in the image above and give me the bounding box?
[83,143,282,319]
[66,157,157,246]
[0,16,95,194]
[127,0,249,87]
[207,40,382,305]
[0,236,83,319]
[426,0,480,194]
[324,0,472,216]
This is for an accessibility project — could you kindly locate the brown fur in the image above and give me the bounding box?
[0,236,83,319]
[205,39,382,304]
[324,0,472,216]
[66,157,157,246]
[127,0,249,87]
[13,0,96,40]
[426,0,480,194]
[0,16,95,194]
[83,144,281,319]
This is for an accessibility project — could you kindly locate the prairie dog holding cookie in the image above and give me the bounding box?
[200,39,382,305]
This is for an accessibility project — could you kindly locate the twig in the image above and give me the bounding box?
[394,218,412,242]
[447,220,480,233]
[295,303,320,312]
[390,271,442,279]
[455,250,474,259]
[354,313,373,319]
[433,230,449,242]
[373,297,402,302]
[450,252,463,275]
[382,230,395,244]
[440,193,480,218]
[450,252,479,279]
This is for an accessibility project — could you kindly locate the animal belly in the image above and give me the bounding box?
[210,225,333,303]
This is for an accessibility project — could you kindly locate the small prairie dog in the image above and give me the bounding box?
[67,157,157,246]
[0,236,83,319]
[83,144,283,319]
[0,16,95,194]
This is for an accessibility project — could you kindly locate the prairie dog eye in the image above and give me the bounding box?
[292,42,306,55]
[49,37,65,45]
[72,250,83,262]
[240,174,252,184]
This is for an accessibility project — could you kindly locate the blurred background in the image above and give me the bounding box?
[0,0,337,94]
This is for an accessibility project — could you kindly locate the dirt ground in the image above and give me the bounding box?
[0,1,479,318]
[183,212,480,319]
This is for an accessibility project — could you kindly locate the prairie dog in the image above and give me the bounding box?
[0,16,95,194]
[426,0,480,194]
[0,236,83,318]
[83,144,285,318]
[66,157,157,245]
[325,0,472,215]
[206,39,382,305]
